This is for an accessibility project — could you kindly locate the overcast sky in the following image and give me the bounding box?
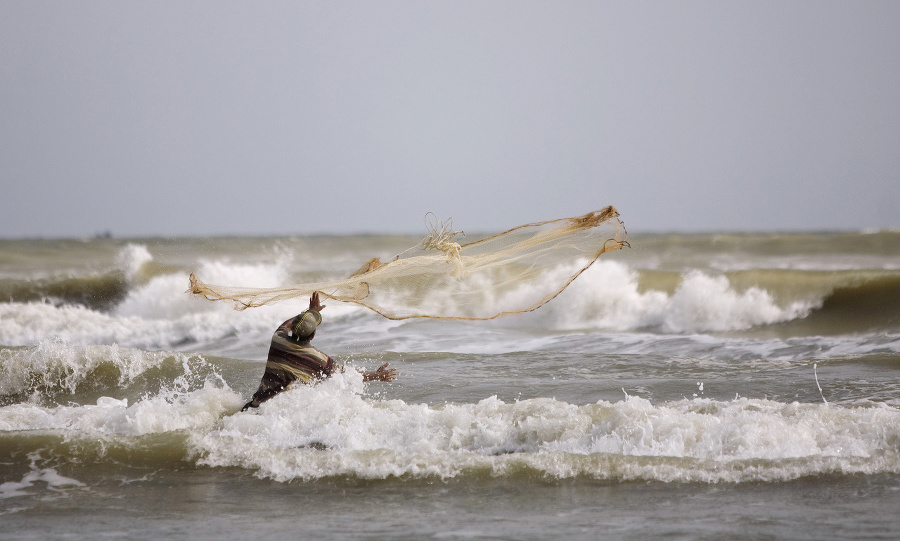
[2,1,899,238]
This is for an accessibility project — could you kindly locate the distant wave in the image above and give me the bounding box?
[805,275,900,332]
[2,243,899,355]
[0,243,157,311]
[545,263,900,334]
[0,272,129,311]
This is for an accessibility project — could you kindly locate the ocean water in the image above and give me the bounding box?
[1,231,899,540]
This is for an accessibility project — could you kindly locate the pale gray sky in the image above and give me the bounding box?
[2,1,899,238]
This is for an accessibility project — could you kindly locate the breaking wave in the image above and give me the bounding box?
[2,354,898,484]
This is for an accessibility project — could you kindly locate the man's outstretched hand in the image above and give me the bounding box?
[362,362,398,382]
[309,291,326,312]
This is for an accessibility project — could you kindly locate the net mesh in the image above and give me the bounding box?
[188,206,628,320]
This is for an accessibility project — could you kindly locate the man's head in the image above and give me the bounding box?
[291,309,322,341]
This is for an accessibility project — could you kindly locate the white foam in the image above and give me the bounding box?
[0,302,143,347]
[115,254,295,320]
[0,467,85,500]
[0,251,820,354]
[657,270,812,333]
[0,383,241,436]
[189,373,900,483]
[347,260,810,335]
[0,342,227,401]
[534,261,668,331]
[116,243,153,282]
[527,261,812,333]
[3,363,898,483]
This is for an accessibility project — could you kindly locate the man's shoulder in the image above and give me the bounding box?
[271,335,329,358]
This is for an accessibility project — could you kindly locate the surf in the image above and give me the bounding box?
[3,346,897,485]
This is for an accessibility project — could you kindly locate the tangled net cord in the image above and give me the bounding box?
[396,213,465,262]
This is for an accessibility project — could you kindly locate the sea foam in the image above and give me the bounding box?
[191,372,900,483]
[518,261,813,333]
[3,350,898,484]
[0,243,819,354]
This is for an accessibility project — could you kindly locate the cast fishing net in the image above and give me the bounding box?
[188,206,628,320]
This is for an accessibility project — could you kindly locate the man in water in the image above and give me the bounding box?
[241,291,397,411]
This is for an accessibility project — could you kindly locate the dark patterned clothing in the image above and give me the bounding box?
[242,313,340,410]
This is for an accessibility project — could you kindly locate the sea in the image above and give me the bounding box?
[1,230,899,540]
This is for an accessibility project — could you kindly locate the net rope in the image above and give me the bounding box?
[188,206,628,320]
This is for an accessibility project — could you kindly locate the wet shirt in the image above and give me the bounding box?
[245,316,340,408]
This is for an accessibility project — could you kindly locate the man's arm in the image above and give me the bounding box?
[309,291,395,382]
[361,363,398,382]
[277,292,326,336]
[275,317,294,335]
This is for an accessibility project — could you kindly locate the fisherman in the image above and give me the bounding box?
[241,291,397,411]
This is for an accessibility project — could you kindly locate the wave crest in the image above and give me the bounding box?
[537,262,812,333]
[192,376,900,483]
[0,342,226,406]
